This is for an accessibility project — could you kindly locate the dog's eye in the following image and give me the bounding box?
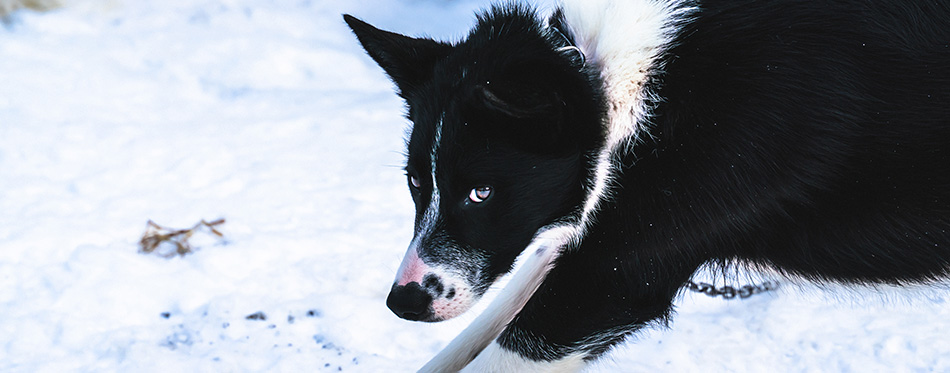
[409,175,421,188]
[468,186,492,203]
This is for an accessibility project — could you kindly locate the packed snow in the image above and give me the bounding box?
[1,0,948,371]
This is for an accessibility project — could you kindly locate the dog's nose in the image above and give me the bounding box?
[387,282,433,321]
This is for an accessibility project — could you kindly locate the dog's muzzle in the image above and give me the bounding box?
[388,246,475,322]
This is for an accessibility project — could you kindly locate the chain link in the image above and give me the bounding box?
[685,280,779,299]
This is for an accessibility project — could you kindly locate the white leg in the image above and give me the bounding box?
[461,341,587,373]
[419,225,579,373]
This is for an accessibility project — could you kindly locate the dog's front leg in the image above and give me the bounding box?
[463,237,703,372]
[461,341,587,372]
[420,226,577,372]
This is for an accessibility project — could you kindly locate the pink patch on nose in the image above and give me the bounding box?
[395,247,429,286]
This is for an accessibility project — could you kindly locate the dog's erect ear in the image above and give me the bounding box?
[343,14,452,95]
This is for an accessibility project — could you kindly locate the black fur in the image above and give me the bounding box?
[346,0,950,366]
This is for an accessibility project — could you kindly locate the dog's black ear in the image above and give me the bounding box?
[475,82,576,153]
[343,14,452,96]
[476,83,563,120]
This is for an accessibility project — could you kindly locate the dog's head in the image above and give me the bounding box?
[345,7,603,322]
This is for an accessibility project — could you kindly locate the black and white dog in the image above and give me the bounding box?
[345,0,950,371]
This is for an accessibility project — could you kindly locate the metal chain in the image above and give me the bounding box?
[685,280,780,299]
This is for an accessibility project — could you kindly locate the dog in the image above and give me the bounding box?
[345,0,950,371]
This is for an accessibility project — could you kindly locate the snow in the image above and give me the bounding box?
[1,0,948,371]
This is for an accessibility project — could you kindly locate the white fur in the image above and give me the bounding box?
[431,117,443,183]
[564,0,696,231]
[422,1,694,370]
[562,0,694,149]
[395,174,440,284]
[461,341,587,373]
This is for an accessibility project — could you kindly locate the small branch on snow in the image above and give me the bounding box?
[139,218,226,257]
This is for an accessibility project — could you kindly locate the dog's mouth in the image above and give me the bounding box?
[387,247,479,322]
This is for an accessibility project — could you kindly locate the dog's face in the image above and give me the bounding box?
[345,9,602,322]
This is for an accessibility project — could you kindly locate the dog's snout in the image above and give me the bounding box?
[387,282,434,321]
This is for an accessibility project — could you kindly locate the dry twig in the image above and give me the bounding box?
[139,218,226,257]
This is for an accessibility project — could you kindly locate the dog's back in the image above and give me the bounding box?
[622,0,950,284]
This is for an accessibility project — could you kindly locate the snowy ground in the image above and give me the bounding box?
[1,1,948,372]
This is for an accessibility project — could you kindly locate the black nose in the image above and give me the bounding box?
[387,282,433,321]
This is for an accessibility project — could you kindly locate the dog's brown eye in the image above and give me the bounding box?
[409,175,421,188]
[468,186,492,203]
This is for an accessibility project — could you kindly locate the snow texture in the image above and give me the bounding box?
[1,0,948,371]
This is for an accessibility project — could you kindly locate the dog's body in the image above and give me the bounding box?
[346,0,950,371]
